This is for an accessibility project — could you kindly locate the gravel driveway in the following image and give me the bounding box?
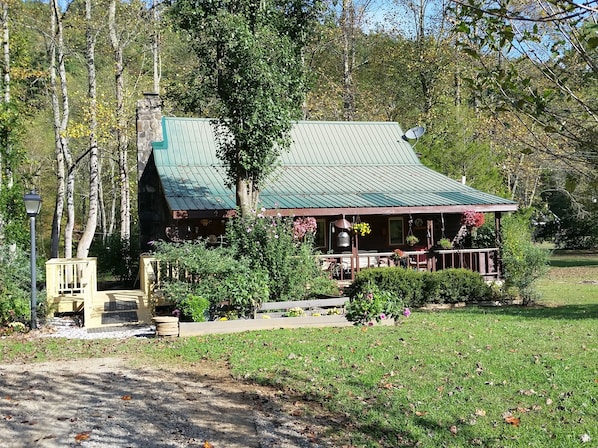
[0,357,334,448]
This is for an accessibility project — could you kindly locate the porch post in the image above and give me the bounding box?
[427,218,435,272]
[495,212,503,277]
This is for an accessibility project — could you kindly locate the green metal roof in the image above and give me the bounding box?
[152,117,517,216]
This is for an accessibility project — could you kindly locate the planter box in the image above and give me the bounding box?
[179,315,352,337]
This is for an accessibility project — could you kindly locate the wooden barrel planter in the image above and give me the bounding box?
[152,316,179,337]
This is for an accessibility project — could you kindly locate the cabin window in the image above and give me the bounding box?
[314,219,326,249]
[388,217,405,245]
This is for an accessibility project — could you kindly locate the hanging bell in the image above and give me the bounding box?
[336,230,350,248]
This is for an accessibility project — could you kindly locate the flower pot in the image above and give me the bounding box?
[153,316,179,337]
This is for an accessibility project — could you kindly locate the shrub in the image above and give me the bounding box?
[0,245,32,326]
[501,210,550,305]
[179,295,210,322]
[227,210,337,301]
[346,282,403,325]
[91,233,140,283]
[349,267,494,308]
[347,268,425,308]
[434,269,493,304]
[154,240,270,319]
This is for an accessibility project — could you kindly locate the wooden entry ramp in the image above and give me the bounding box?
[85,289,152,330]
[46,258,153,330]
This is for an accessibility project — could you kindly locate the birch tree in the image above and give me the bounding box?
[76,0,100,258]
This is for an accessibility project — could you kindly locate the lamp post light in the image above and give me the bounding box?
[24,191,42,330]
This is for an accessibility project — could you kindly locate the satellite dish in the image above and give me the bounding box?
[403,126,425,141]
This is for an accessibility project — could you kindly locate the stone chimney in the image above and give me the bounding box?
[136,92,163,180]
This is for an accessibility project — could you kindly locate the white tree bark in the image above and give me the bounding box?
[49,0,72,259]
[76,0,100,259]
[108,0,130,241]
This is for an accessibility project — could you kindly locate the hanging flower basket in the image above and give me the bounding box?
[406,235,419,246]
[352,222,371,236]
[438,238,453,249]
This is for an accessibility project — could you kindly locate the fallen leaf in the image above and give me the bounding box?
[504,415,520,426]
[449,425,458,435]
[4,415,13,420]
[474,409,486,417]
[203,441,214,448]
[75,431,91,442]
[121,395,132,401]
[415,411,427,416]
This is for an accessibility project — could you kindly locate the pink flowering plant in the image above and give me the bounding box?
[461,210,485,228]
[292,217,318,240]
[346,282,406,325]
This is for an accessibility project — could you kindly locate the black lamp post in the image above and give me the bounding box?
[24,191,42,330]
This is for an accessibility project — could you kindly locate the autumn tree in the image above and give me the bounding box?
[169,0,321,216]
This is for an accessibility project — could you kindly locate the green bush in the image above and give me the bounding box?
[501,210,550,305]
[349,267,494,308]
[227,211,337,301]
[179,295,210,322]
[347,268,425,307]
[434,269,492,304]
[346,282,404,325]
[154,240,270,319]
[0,245,32,326]
[91,233,140,283]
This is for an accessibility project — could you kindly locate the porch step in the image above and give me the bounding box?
[86,289,152,329]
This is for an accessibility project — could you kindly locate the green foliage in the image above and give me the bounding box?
[540,189,598,249]
[501,210,550,305]
[347,268,426,307]
[434,269,493,304]
[226,211,337,302]
[154,240,269,318]
[179,295,210,322]
[346,281,404,325]
[169,0,321,214]
[0,246,31,326]
[0,101,29,249]
[349,267,494,308]
[471,222,496,248]
[91,233,140,283]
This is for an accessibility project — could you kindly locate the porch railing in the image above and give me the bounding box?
[317,247,501,282]
[45,258,97,325]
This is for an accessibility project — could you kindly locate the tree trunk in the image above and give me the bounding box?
[2,1,9,104]
[341,0,355,121]
[152,0,161,94]
[236,177,259,217]
[108,0,130,241]
[76,0,99,259]
[49,0,72,259]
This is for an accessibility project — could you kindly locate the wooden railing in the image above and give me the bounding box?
[317,247,501,282]
[45,258,97,324]
[140,247,501,301]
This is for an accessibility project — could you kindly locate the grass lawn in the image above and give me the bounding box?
[2,253,597,447]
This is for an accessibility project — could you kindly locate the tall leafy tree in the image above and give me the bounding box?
[452,0,597,177]
[169,0,321,216]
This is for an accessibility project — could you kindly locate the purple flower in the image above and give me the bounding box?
[172,309,181,318]
[379,313,386,320]
[403,308,411,318]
